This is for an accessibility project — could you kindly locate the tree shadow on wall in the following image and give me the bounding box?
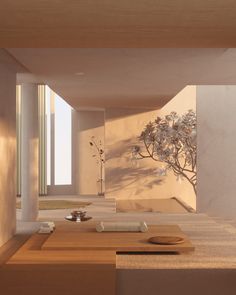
[106,137,165,195]
[105,138,139,162]
[105,166,164,195]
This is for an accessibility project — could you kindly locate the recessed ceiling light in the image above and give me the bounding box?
[75,72,85,76]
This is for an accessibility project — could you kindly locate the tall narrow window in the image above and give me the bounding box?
[45,86,74,193]
[45,86,51,186]
[54,94,72,185]
[38,85,47,195]
[16,85,22,196]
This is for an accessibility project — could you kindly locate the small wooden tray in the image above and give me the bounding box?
[148,236,185,245]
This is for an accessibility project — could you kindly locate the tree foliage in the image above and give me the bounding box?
[132,110,197,195]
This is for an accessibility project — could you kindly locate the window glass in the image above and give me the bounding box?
[54,94,72,185]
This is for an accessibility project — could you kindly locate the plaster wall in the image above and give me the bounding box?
[0,59,17,246]
[105,86,196,209]
[76,110,105,195]
[197,85,236,218]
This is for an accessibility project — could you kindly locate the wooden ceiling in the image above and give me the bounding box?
[1,0,236,47]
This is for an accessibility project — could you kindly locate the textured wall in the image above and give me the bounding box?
[197,85,236,218]
[76,110,105,195]
[105,86,196,208]
[0,61,16,246]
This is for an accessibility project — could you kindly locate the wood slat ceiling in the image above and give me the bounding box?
[1,0,236,47]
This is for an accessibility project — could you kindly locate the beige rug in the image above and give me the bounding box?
[16,200,91,210]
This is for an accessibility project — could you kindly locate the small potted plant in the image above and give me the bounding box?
[89,136,105,196]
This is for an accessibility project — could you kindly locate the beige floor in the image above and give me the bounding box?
[16,195,193,234]
[16,196,236,259]
[15,195,236,295]
[16,195,236,269]
[17,195,192,225]
[16,195,116,234]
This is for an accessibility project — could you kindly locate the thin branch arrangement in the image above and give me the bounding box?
[132,110,197,195]
[89,136,105,196]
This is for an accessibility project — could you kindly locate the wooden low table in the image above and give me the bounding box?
[1,222,194,295]
[42,222,194,253]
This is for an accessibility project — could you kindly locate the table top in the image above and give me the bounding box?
[42,222,194,253]
[6,214,236,270]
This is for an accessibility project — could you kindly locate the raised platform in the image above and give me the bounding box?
[0,220,194,295]
[2,213,236,295]
[116,197,195,213]
[1,232,115,295]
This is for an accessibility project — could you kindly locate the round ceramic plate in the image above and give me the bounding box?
[148,236,185,245]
